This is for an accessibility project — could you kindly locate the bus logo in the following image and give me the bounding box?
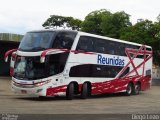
[97,54,125,66]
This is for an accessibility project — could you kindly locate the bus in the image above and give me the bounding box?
[5,30,152,100]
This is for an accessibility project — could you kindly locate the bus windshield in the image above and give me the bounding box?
[19,31,77,51]
[14,56,46,80]
[19,31,55,51]
[14,53,69,80]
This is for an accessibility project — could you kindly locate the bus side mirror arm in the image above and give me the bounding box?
[4,49,17,62]
[40,57,45,63]
[5,56,9,63]
[40,48,68,63]
[40,49,55,63]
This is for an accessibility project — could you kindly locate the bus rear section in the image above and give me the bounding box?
[64,34,152,99]
[4,30,152,99]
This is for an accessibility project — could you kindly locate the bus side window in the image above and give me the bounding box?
[53,32,75,50]
[52,35,62,49]
[76,36,93,52]
[108,42,115,55]
[146,69,151,77]
[62,36,73,49]
[94,39,106,54]
[119,67,130,78]
[118,43,125,56]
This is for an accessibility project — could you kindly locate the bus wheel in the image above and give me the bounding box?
[133,83,141,95]
[66,83,74,100]
[81,83,89,99]
[125,83,133,96]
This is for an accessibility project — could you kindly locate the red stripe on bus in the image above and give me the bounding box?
[46,75,151,96]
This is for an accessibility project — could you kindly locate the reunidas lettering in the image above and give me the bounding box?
[97,54,125,66]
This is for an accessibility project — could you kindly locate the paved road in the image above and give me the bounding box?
[0,77,160,115]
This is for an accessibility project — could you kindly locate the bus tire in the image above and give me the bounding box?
[125,83,133,96]
[133,82,141,95]
[81,83,89,99]
[66,83,74,100]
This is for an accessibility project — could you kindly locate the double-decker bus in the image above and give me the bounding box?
[5,30,152,100]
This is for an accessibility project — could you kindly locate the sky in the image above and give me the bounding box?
[0,0,159,35]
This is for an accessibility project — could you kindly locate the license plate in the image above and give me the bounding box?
[21,90,27,94]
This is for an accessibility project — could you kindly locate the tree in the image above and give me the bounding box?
[120,20,154,43]
[157,14,160,22]
[81,9,111,35]
[101,11,132,38]
[120,19,160,65]
[151,20,160,65]
[42,15,82,30]
[81,9,131,38]
[66,17,82,30]
[42,15,67,29]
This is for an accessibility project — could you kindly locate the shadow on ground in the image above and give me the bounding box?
[15,92,142,101]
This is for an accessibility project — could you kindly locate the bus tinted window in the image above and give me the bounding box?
[69,64,123,78]
[19,31,55,51]
[94,39,108,54]
[53,32,76,49]
[76,36,94,52]
[47,53,69,76]
[146,48,152,51]
[91,65,123,78]
[119,67,130,78]
[77,36,148,59]
[108,41,116,55]
[14,56,46,80]
[94,38,126,56]
[116,43,126,56]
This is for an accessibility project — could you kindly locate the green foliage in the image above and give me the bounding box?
[66,17,82,30]
[42,15,82,30]
[42,15,66,29]
[81,9,131,38]
[151,21,160,65]
[81,9,111,35]
[157,14,160,22]
[101,11,132,38]
[120,20,153,43]
[120,19,160,65]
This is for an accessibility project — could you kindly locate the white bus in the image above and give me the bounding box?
[5,30,152,99]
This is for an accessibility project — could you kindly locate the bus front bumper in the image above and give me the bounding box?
[11,82,47,97]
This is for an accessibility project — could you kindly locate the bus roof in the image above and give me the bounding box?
[27,29,78,34]
[27,29,152,49]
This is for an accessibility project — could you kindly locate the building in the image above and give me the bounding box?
[0,33,22,76]
[152,64,160,85]
[152,65,160,79]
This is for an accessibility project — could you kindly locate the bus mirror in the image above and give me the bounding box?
[40,57,45,63]
[5,56,8,62]
[4,49,17,63]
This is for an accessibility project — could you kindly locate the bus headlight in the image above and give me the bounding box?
[34,80,51,87]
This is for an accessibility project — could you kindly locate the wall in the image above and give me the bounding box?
[0,40,19,76]
[152,67,160,79]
